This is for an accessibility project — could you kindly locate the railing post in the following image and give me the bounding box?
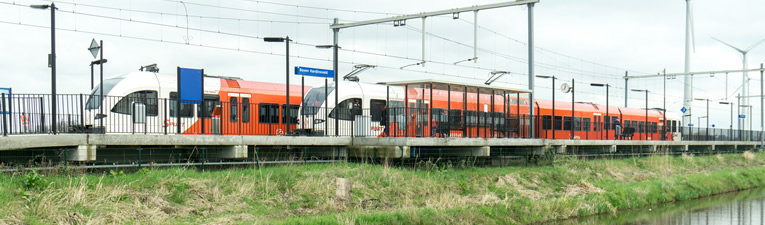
[79,94,84,131]
[164,99,168,135]
[40,97,45,133]
[2,93,7,136]
[200,147,206,171]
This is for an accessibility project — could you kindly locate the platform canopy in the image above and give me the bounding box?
[378,79,532,94]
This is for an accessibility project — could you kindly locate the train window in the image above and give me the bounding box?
[638,121,644,133]
[370,100,386,122]
[542,115,552,130]
[583,118,591,131]
[632,121,638,131]
[492,112,504,126]
[508,98,518,105]
[230,97,238,123]
[604,116,610,131]
[281,104,299,124]
[111,90,158,116]
[574,117,582,131]
[563,116,572,131]
[465,111,477,127]
[242,98,250,123]
[431,108,448,123]
[448,109,462,129]
[554,116,562,130]
[329,98,360,121]
[258,104,279,124]
[301,86,334,116]
[169,92,194,118]
[85,77,124,110]
[197,94,219,118]
[652,122,657,133]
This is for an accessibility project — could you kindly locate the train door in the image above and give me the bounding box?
[223,93,250,135]
[409,100,427,137]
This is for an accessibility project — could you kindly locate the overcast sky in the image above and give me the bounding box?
[1,0,764,129]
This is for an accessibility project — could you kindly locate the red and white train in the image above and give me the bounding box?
[85,69,680,140]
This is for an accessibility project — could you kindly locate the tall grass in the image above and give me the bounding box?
[0,152,764,224]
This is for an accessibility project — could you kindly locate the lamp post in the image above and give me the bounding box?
[741,105,753,141]
[694,98,710,140]
[590,83,610,140]
[264,36,292,134]
[536,75,556,139]
[720,101,734,140]
[89,59,107,90]
[30,3,57,134]
[631,89,649,140]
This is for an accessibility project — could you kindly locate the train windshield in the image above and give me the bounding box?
[301,86,334,115]
[85,77,123,110]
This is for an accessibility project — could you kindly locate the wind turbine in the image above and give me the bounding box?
[682,0,696,127]
[712,37,765,131]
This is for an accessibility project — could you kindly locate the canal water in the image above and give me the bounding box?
[557,188,765,225]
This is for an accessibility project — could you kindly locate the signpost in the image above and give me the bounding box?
[739,114,746,119]
[177,67,204,134]
[0,88,9,115]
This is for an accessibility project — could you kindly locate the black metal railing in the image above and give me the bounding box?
[1,93,763,142]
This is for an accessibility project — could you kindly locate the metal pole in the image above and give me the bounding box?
[663,69,667,140]
[325,78,328,135]
[624,72,628,107]
[706,100,709,140]
[286,36,290,134]
[761,63,763,148]
[571,78,574,140]
[99,40,104,133]
[606,84,609,140]
[527,3,535,138]
[2,93,6,136]
[90,63,94,90]
[177,67,181,134]
[430,83,433,137]
[333,18,339,137]
[51,3,57,135]
[552,77,555,139]
[645,91,648,141]
[302,75,304,131]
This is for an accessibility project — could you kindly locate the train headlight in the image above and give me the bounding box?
[314,119,325,124]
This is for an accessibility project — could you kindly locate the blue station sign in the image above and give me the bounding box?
[295,66,334,78]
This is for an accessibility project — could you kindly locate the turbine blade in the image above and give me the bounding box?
[745,38,765,52]
[713,37,746,53]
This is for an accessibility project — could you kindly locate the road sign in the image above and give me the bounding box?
[680,107,687,113]
[295,66,334,78]
[739,114,746,119]
[88,38,100,59]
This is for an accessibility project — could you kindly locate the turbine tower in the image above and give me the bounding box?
[682,0,695,127]
[713,37,765,130]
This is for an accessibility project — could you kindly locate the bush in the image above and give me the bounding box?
[22,169,48,190]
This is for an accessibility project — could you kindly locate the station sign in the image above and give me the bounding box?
[739,114,746,119]
[295,66,334,78]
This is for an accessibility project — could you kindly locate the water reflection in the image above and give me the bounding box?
[555,188,765,225]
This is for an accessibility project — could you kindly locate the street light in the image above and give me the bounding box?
[536,75,556,139]
[264,36,293,134]
[590,83,610,140]
[631,89,649,140]
[720,101,734,140]
[695,98,710,140]
[31,3,58,134]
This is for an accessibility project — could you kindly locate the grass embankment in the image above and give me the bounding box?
[1,152,765,224]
